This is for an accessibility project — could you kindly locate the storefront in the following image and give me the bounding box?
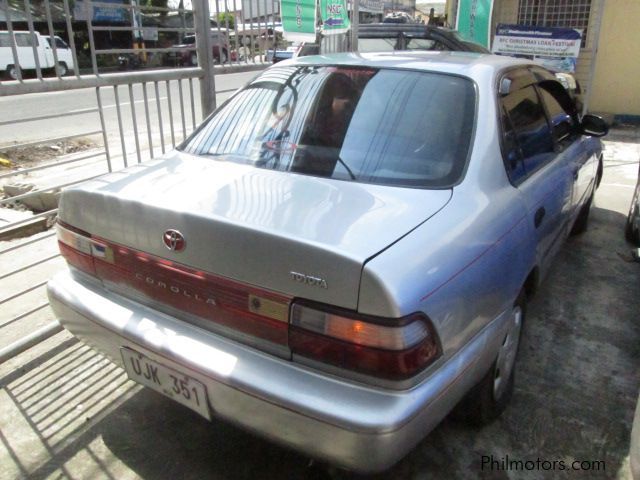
[451,0,640,119]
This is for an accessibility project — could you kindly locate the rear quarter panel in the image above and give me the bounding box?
[358,84,537,360]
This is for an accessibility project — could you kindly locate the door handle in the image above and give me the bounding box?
[534,207,546,228]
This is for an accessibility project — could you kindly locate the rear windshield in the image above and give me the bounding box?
[182,66,476,188]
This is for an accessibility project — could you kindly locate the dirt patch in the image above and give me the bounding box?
[0,138,99,170]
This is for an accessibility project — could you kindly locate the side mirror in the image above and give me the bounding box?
[581,114,609,137]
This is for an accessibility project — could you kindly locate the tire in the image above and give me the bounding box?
[454,290,525,426]
[56,62,68,77]
[626,186,640,245]
[6,65,18,80]
[570,189,593,235]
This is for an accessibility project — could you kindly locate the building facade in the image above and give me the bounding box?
[454,0,640,119]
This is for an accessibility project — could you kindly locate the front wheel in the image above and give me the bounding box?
[55,62,68,77]
[454,290,525,425]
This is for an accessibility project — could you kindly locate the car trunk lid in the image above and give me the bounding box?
[58,152,451,351]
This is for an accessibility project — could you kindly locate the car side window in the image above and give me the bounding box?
[15,33,37,47]
[500,85,555,182]
[55,37,69,49]
[537,86,577,149]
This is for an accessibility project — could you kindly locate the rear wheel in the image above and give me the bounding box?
[454,290,525,425]
[6,65,18,80]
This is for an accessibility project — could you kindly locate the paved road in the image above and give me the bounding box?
[0,69,261,164]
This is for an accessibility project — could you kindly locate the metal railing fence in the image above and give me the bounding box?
[1,0,280,83]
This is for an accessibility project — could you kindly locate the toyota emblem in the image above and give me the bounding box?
[163,229,186,252]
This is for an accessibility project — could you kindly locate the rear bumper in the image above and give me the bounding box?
[48,269,506,473]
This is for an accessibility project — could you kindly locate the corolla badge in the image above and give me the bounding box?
[290,271,328,289]
[163,229,186,252]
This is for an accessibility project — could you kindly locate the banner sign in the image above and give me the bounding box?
[492,24,583,73]
[321,0,350,35]
[73,0,127,23]
[281,0,317,42]
[456,0,493,49]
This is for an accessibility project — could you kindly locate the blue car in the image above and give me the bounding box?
[48,52,608,473]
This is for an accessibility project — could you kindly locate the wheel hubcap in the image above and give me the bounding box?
[493,305,522,400]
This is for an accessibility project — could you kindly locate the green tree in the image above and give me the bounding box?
[144,0,169,17]
[217,11,235,29]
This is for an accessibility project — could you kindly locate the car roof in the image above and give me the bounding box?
[281,51,536,78]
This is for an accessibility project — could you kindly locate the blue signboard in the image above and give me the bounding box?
[74,0,128,23]
[93,0,127,23]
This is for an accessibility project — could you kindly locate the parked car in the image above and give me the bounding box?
[48,52,607,473]
[166,32,231,66]
[268,42,320,64]
[270,24,488,65]
[626,164,640,246]
[357,23,490,53]
[382,12,416,23]
[1,31,74,79]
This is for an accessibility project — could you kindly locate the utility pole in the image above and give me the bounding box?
[351,0,359,51]
[193,0,216,116]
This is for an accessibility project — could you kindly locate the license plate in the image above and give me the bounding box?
[121,348,211,420]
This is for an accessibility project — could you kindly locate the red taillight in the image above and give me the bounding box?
[289,302,441,380]
[56,222,108,276]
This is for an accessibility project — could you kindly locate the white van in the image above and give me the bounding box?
[0,31,75,79]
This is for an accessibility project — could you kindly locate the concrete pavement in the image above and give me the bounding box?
[0,127,638,479]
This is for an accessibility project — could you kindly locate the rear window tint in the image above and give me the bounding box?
[182,66,476,188]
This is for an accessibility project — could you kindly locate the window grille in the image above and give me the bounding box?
[518,0,591,47]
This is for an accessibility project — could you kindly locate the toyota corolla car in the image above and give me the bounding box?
[48,52,608,473]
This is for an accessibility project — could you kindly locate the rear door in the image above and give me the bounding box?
[498,69,574,272]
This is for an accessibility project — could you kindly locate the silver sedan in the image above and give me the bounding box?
[48,52,607,473]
